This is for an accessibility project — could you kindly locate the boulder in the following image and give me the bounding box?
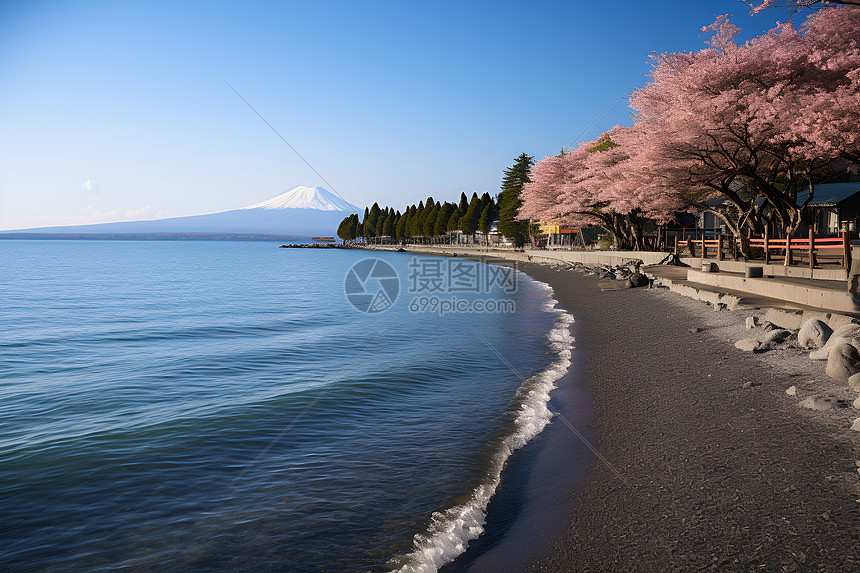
[629,273,649,288]
[810,347,829,360]
[850,373,860,392]
[797,319,833,349]
[810,324,860,360]
[745,316,758,330]
[735,338,760,352]
[764,329,792,344]
[833,324,860,339]
[854,396,860,409]
[852,418,860,432]
[826,342,860,382]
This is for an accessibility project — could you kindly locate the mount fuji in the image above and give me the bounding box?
[3,186,360,239]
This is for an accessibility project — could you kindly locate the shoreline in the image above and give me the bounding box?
[408,250,860,571]
[525,263,858,571]
[438,268,594,572]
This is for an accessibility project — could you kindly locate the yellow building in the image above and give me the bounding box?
[536,221,577,235]
[535,220,578,247]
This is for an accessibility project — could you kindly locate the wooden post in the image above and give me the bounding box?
[764,229,770,265]
[786,236,793,266]
[674,235,678,256]
[844,229,851,271]
[718,232,724,261]
[713,217,718,260]
[809,227,815,270]
[733,234,738,261]
[701,236,707,259]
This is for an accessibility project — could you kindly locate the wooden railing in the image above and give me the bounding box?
[677,230,852,270]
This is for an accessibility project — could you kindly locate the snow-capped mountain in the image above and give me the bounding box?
[2,186,360,238]
[242,185,357,211]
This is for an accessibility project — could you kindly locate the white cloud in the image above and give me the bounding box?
[81,179,102,193]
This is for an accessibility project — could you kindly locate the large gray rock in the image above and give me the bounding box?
[798,319,833,349]
[849,372,860,392]
[745,316,758,330]
[629,272,649,288]
[826,342,860,382]
[764,329,792,344]
[810,324,860,360]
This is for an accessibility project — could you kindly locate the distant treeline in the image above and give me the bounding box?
[337,153,534,244]
[337,192,498,243]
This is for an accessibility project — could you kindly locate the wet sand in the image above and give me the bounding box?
[456,260,860,572]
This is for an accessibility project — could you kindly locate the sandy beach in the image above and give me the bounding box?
[442,258,860,572]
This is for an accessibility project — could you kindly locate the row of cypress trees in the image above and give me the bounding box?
[336,153,535,245]
[337,191,499,243]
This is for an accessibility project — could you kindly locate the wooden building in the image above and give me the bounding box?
[797,181,860,236]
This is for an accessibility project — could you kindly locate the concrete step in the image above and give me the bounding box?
[687,269,858,314]
[680,258,848,281]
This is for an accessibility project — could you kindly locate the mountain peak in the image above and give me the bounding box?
[242,186,358,212]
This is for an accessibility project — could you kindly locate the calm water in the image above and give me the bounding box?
[0,240,574,572]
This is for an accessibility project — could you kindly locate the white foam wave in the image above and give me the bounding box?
[387,287,575,573]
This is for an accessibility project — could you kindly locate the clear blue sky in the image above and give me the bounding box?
[0,0,804,229]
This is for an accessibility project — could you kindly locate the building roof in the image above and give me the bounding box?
[797,182,860,207]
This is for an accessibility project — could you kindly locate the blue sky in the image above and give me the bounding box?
[0,0,805,229]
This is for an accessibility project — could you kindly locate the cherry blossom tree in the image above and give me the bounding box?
[520,7,859,256]
[750,0,860,14]
[520,128,685,250]
[629,7,860,258]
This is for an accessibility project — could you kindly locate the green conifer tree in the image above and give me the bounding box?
[458,194,482,234]
[383,212,395,237]
[498,153,534,244]
[434,203,453,236]
[337,215,352,241]
[478,202,497,234]
[395,211,406,240]
[458,192,468,215]
[365,202,382,238]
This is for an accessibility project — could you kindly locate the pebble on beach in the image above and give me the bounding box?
[735,338,760,352]
[786,386,797,396]
[799,396,835,411]
[851,418,860,432]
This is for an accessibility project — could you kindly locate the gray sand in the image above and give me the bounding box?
[514,263,860,572]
